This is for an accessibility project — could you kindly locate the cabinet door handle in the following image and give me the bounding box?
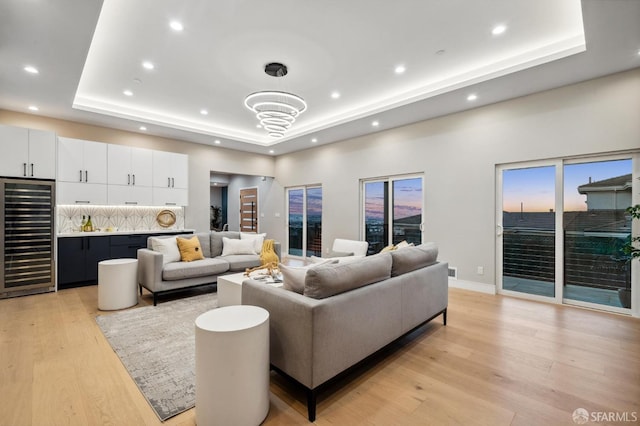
[165,202,177,206]
[30,163,34,177]
[127,174,130,185]
[85,170,88,182]
[79,170,83,182]
[132,174,135,185]
[168,177,171,187]
[23,163,27,177]
[172,177,175,188]
[75,200,90,204]
[125,201,138,205]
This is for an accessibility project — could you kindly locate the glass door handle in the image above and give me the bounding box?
[496,224,503,236]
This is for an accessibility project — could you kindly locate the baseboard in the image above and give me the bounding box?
[448,278,496,295]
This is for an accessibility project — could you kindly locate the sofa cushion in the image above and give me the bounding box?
[149,236,181,265]
[304,252,392,299]
[222,254,262,272]
[221,237,256,256]
[240,232,266,254]
[279,259,338,294]
[193,232,212,258]
[210,231,240,257]
[176,236,205,262]
[162,258,230,281]
[390,242,438,277]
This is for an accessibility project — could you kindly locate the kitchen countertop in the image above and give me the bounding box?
[57,229,195,238]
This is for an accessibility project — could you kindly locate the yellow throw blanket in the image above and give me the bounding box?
[260,239,279,264]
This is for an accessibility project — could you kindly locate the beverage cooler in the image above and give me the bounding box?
[0,178,55,298]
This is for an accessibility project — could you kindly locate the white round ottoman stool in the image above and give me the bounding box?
[195,305,270,426]
[98,258,138,310]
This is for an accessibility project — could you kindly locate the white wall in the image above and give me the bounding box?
[225,175,279,234]
[273,69,640,287]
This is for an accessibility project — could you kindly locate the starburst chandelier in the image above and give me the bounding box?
[244,63,307,138]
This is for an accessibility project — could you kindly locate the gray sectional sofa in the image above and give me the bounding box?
[242,243,448,421]
[137,231,280,305]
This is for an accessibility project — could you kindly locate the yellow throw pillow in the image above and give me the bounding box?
[176,236,205,262]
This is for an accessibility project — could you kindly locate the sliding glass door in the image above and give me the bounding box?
[497,155,637,313]
[287,186,322,258]
[362,175,423,255]
[500,165,557,298]
[563,159,632,308]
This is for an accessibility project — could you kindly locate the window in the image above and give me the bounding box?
[287,186,322,257]
[362,175,423,254]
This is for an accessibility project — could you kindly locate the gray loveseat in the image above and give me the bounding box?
[137,231,280,305]
[242,243,448,421]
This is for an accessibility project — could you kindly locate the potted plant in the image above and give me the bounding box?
[210,205,222,230]
[620,204,640,308]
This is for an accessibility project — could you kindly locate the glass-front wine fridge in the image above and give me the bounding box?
[0,178,55,298]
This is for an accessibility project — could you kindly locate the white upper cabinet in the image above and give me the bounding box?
[0,124,56,179]
[58,137,107,184]
[106,145,153,205]
[152,150,188,190]
[57,137,108,205]
[107,145,153,187]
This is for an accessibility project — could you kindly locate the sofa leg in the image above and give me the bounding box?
[307,388,317,422]
[153,293,157,306]
[139,284,142,296]
[443,308,447,326]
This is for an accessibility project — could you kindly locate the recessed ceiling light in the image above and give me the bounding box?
[492,25,507,36]
[372,120,379,127]
[467,94,478,101]
[142,61,154,70]
[200,109,208,115]
[269,149,275,154]
[123,90,133,96]
[28,105,39,111]
[170,21,184,31]
[214,140,221,144]
[24,65,39,74]
[331,91,341,99]
[394,65,406,74]
[311,138,318,143]
[139,126,147,131]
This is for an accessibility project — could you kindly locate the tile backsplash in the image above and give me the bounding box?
[57,205,185,233]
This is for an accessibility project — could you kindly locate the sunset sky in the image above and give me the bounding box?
[503,159,631,212]
[365,177,422,221]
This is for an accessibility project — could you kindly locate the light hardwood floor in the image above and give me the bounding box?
[1,286,638,425]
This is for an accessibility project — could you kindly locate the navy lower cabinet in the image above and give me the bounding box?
[110,234,149,258]
[57,231,191,289]
[57,236,110,288]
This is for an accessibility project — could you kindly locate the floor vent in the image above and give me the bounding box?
[448,267,458,279]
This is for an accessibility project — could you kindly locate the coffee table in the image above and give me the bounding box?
[217,270,282,307]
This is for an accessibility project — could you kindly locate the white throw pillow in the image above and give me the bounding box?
[150,237,181,265]
[221,237,257,256]
[240,232,267,254]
